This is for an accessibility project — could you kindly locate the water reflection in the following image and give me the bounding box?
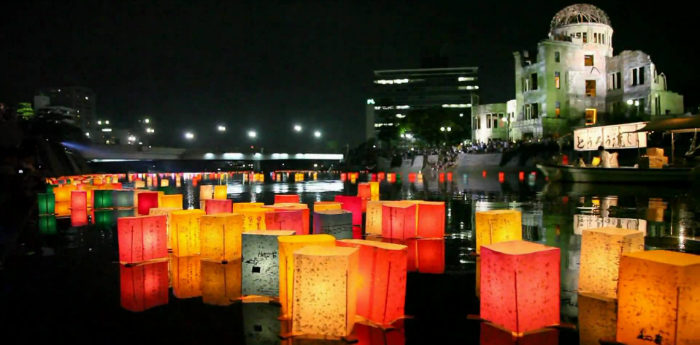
[119,261,169,312]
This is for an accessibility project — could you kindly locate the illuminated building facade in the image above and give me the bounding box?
[38,86,96,131]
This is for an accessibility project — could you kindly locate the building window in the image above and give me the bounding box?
[493,114,499,129]
[555,72,560,89]
[594,33,598,43]
[525,104,539,120]
[584,55,594,67]
[555,51,560,63]
[531,73,538,90]
[607,72,622,90]
[585,80,596,97]
[486,114,492,129]
[583,32,588,43]
[631,66,645,86]
[523,77,530,92]
[555,102,561,118]
[585,109,597,125]
[602,34,605,45]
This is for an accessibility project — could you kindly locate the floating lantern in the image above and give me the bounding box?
[54,185,73,202]
[232,202,264,212]
[369,181,379,195]
[170,209,205,256]
[365,200,387,236]
[498,172,505,183]
[475,210,522,254]
[38,215,57,234]
[578,293,617,345]
[447,172,453,182]
[439,173,445,183]
[416,201,445,238]
[239,208,273,231]
[137,191,159,215]
[160,179,169,187]
[38,193,55,215]
[278,234,336,318]
[241,230,296,297]
[170,255,202,299]
[71,191,87,210]
[292,246,359,337]
[480,322,559,345]
[205,199,233,214]
[519,171,525,181]
[482,170,487,178]
[214,185,227,200]
[117,214,168,264]
[358,183,371,198]
[112,190,135,208]
[135,180,146,189]
[377,172,385,182]
[119,261,168,312]
[387,173,396,183]
[382,202,417,240]
[199,185,215,209]
[264,203,310,235]
[340,173,347,181]
[313,210,353,239]
[335,195,363,227]
[408,173,416,183]
[616,251,700,345]
[274,194,300,204]
[579,228,644,299]
[46,184,58,194]
[200,213,244,263]
[480,241,560,335]
[314,201,342,212]
[264,210,304,234]
[337,239,407,325]
[93,189,114,209]
[160,194,183,209]
[148,208,179,249]
[201,260,242,306]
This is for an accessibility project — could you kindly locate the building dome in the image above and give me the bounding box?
[550,4,611,32]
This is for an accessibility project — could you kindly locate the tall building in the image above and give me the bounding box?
[366,67,479,142]
[38,86,96,131]
[510,4,683,140]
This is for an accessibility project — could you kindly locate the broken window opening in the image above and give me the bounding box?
[531,73,538,90]
[585,80,596,97]
[585,109,597,125]
[555,51,560,63]
[585,55,594,67]
[555,71,560,89]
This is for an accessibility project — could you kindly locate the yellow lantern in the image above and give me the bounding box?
[232,202,264,212]
[278,234,336,318]
[199,185,214,209]
[214,185,227,200]
[475,210,522,254]
[170,209,206,256]
[292,246,359,337]
[617,250,700,345]
[160,194,183,209]
[365,200,387,236]
[160,179,169,187]
[579,227,644,298]
[170,255,202,299]
[135,180,146,189]
[578,293,617,345]
[201,260,242,306]
[200,213,244,263]
[369,181,379,196]
[313,201,342,212]
[148,208,180,250]
[239,208,272,231]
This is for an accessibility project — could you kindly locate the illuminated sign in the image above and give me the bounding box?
[574,122,647,151]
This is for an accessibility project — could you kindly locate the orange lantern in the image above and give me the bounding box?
[55,201,71,217]
[578,293,617,345]
[170,209,205,256]
[160,194,183,209]
[232,202,264,212]
[475,210,522,254]
[357,183,371,198]
[340,173,347,181]
[335,195,363,227]
[480,241,560,335]
[369,181,379,195]
[214,185,227,200]
[148,207,179,249]
[617,251,700,345]
[274,194,300,203]
[205,199,233,214]
[416,201,445,238]
[263,203,310,235]
[264,210,304,234]
[439,173,445,183]
[314,201,342,212]
[242,230,296,297]
[170,255,202,299]
[135,180,146,189]
[54,185,74,202]
[415,238,445,274]
[239,208,272,231]
[137,192,159,215]
[200,213,244,263]
[201,260,242,306]
[119,261,168,312]
[160,179,169,187]
[313,210,353,239]
[365,200,387,236]
[117,214,168,264]
[337,239,407,326]
[482,170,487,178]
[199,185,214,209]
[382,202,417,240]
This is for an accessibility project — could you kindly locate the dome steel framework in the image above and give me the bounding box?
[550,4,611,31]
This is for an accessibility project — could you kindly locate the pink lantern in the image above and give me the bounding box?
[335,195,363,228]
[205,199,233,215]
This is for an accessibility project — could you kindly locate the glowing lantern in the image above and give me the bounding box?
[480,322,559,345]
[274,194,300,203]
[93,189,114,209]
[313,210,353,239]
[408,173,416,183]
[337,239,407,325]
[38,193,55,215]
[264,203,310,235]
[365,200,387,236]
[439,173,445,183]
[119,261,168,312]
[200,213,244,263]
[93,209,116,227]
[292,246,359,337]
[46,184,58,194]
[278,234,336,318]
[378,172,386,181]
[112,190,135,208]
[335,195,363,227]
[369,181,380,195]
[314,201,342,211]
[160,179,169,187]
[214,185,227,200]
[579,227,644,298]
[482,170,487,178]
[241,230,296,297]
[358,183,371,198]
[382,202,417,240]
[447,172,453,182]
[55,201,71,217]
[39,215,57,234]
[160,194,183,209]
[578,293,617,345]
[498,172,505,183]
[54,185,73,202]
[170,255,202,299]
[416,201,445,238]
[264,210,304,234]
[414,238,445,274]
[387,173,396,183]
[148,208,179,249]
[519,171,525,181]
[276,174,281,182]
[616,251,700,345]
[232,202,264,212]
[205,199,233,214]
[170,209,205,256]
[239,208,273,231]
[340,173,347,181]
[647,198,666,222]
[70,209,88,226]
[117,214,168,264]
[135,180,146,189]
[137,192,159,215]
[475,210,522,254]
[201,260,242,306]
[200,185,214,209]
[480,241,560,335]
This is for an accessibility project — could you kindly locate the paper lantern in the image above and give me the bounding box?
[242,302,283,345]
[160,194,183,209]
[278,234,336,318]
[71,209,88,227]
[362,200,385,236]
[480,322,559,345]
[148,207,179,249]
[54,185,74,202]
[205,199,233,214]
[313,210,353,239]
[579,227,644,298]
[170,209,205,256]
[201,260,242,306]
[137,192,159,215]
[56,201,70,216]
[160,179,169,187]
[480,241,560,335]
[39,215,57,235]
[382,202,417,240]
[314,201,342,212]
[237,208,271,231]
[200,213,244,263]
[264,203,310,234]
[292,246,359,337]
[578,293,617,345]
[241,230,296,297]
[357,183,371,198]
[617,251,700,345]
[170,255,202,299]
[414,238,445,274]
[92,189,113,209]
[274,194,300,203]
[416,201,445,238]
[119,261,168,312]
[117,214,168,264]
[112,190,135,208]
[264,210,304,234]
[340,173,347,181]
[46,184,58,194]
[214,185,227,200]
[200,185,214,202]
[475,210,522,254]
[135,180,146,189]
[335,195,362,227]
[337,239,407,325]
[38,193,55,215]
[232,202,264,212]
[387,173,396,183]
[70,190,85,211]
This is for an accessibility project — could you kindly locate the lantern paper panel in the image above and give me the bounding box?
[214,185,227,200]
[200,185,214,201]
[54,185,74,202]
[160,179,169,187]
[38,193,55,215]
[264,203,310,235]
[39,215,57,234]
[148,208,180,249]
[415,238,445,274]
[242,302,282,345]
[119,261,169,312]
[382,203,417,240]
[239,208,272,231]
[93,189,115,209]
[233,202,264,212]
[117,215,168,264]
[313,210,353,239]
[205,199,233,215]
[357,183,371,199]
[480,241,560,334]
[354,322,406,345]
[112,190,135,208]
[480,322,559,345]
[170,255,203,299]
[314,201,342,212]
[416,202,445,238]
[578,293,617,345]
[200,213,244,263]
[71,209,88,227]
[264,210,304,234]
[201,260,242,306]
[160,194,183,209]
[369,181,379,196]
[137,192,159,215]
[617,251,700,345]
[365,201,387,236]
[70,190,87,211]
[337,239,407,325]
[274,194,300,204]
[242,230,296,297]
[335,195,363,227]
[579,227,644,299]
[170,209,206,257]
[292,246,359,337]
[135,180,146,189]
[55,201,69,217]
[475,210,522,254]
[278,234,336,318]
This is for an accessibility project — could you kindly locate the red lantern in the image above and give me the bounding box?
[447,172,453,182]
[498,172,505,183]
[439,173,445,183]
[408,173,416,183]
[519,171,525,181]
[117,215,168,264]
[357,183,371,199]
[369,173,377,182]
[378,172,386,182]
[137,192,159,215]
[341,173,347,181]
[274,194,300,203]
[482,170,487,178]
[416,238,445,274]
[335,195,363,228]
[382,202,416,240]
[416,201,445,238]
[264,210,305,234]
[264,203,310,235]
[387,173,396,183]
[120,261,168,312]
[205,199,233,215]
[71,190,87,211]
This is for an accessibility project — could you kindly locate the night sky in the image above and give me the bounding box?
[1,0,698,148]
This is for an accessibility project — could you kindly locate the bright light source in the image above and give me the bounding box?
[105,120,110,125]
[146,128,154,133]
[97,121,102,125]
[440,127,446,132]
[367,99,375,105]
[314,164,318,167]
[85,96,89,100]
[314,131,321,138]
[248,131,257,138]
[138,142,143,145]
[128,135,136,142]
[102,128,112,132]
[634,101,640,106]
[85,132,90,137]
[400,134,405,138]
[411,147,415,151]
[460,113,464,117]
[106,140,110,144]
[294,125,302,132]
[185,132,195,139]
[396,114,406,118]
[218,125,226,132]
[373,145,376,148]
[627,99,634,105]
[447,127,452,132]
[406,133,413,139]
[144,118,150,123]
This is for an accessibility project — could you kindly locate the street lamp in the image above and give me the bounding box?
[185,132,195,140]
[294,125,302,132]
[218,125,226,132]
[314,131,321,138]
[447,127,452,132]
[146,128,154,133]
[440,127,446,132]
[248,130,257,138]
[128,135,136,143]
[105,120,110,125]
[144,118,150,124]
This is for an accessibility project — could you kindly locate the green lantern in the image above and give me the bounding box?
[112,190,135,208]
[37,193,55,215]
[46,184,59,194]
[93,209,116,227]
[38,215,57,235]
[115,208,136,219]
[93,190,114,209]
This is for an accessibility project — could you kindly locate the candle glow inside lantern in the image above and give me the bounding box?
[160,179,169,187]
[200,213,244,263]
[38,193,55,215]
[239,208,273,231]
[357,183,371,199]
[213,185,227,200]
[278,234,336,318]
[264,210,304,234]
[232,202,264,212]
[54,185,74,202]
[120,261,169,312]
[93,189,114,209]
[337,239,408,326]
[369,181,379,196]
[274,194,300,203]
[579,227,644,299]
[335,195,363,227]
[160,194,183,209]
[170,255,202,299]
[365,200,387,236]
[616,250,700,345]
[205,199,233,214]
[117,214,168,264]
[201,260,242,306]
[170,209,206,256]
[382,202,417,240]
[475,210,522,254]
[242,230,296,297]
[314,201,342,212]
[71,190,87,210]
[578,293,617,345]
[199,185,214,209]
[313,210,353,239]
[137,192,159,215]
[112,190,135,208]
[480,241,560,335]
[416,201,445,238]
[292,246,359,337]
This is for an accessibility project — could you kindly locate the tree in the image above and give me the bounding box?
[402,108,468,146]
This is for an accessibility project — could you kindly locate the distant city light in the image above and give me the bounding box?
[85,132,90,137]
[458,77,475,82]
[447,127,452,132]
[294,125,302,132]
[85,96,89,100]
[367,99,375,105]
[634,101,640,106]
[627,99,634,105]
[102,128,112,132]
[248,130,257,138]
[405,133,413,139]
[144,118,150,123]
[105,120,110,125]
[138,142,143,145]
[106,140,110,144]
[314,131,321,138]
[146,128,154,133]
[460,113,464,117]
[396,114,406,118]
[440,127,446,132]
[97,120,102,125]
[128,135,136,142]
[185,132,194,139]
[314,164,318,167]
[218,125,226,132]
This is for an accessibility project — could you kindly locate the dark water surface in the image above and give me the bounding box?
[3,170,700,344]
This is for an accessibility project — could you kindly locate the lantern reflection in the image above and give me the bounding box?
[201,260,242,306]
[170,255,202,299]
[480,322,558,345]
[119,261,169,312]
[578,293,617,345]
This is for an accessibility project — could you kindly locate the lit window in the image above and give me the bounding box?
[555,72,560,89]
[458,77,475,82]
[586,80,596,97]
[585,55,594,67]
[555,102,561,118]
[585,109,597,125]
